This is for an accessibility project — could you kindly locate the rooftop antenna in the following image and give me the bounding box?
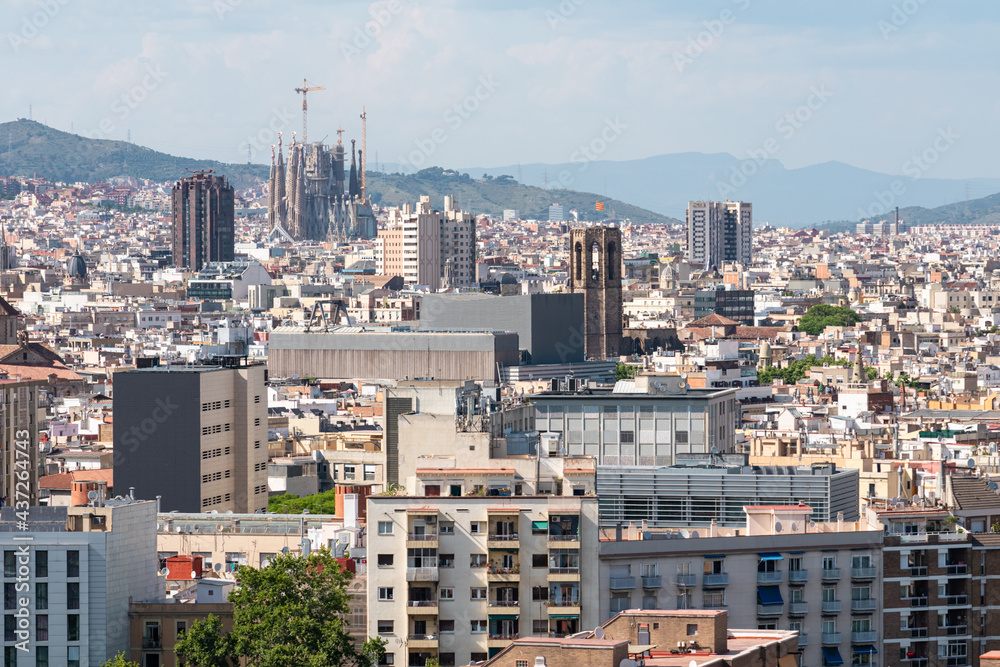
[360,106,367,198]
[294,78,325,144]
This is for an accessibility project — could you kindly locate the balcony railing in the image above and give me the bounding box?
[142,638,161,649]
[788,570,808,582]
[821,632,841,644]
[757,571,782,584]
[851,598,877,611]
[549,567,579,575]
[489,600,520,607]
[907,627,928,638]
[789,602,808,614]
[548,534,579,542]
[946,564,968,575]
[944,624,968,635]
[851,567,877,579]
[852,631,878,643]
[703,573,729,586]
[488,533,518,541]
[821,568,841,580]
[610,577,636,590]
[407,533,438,541]
[756,604,783,616]
[821,600,841,613]
[407,634,438,641]
[904,595,929,607]
[797,634,808,647]
[407,600,437,608]
[943,595,968,606]
[642,575,662,589]
[909,566,928,576]
[406,567,439,582]
[946,657,968,667]
[902,657,928,666]
[675,574,696,587]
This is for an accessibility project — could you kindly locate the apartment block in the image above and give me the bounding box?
[0,377,44,508]
[686,201,752,269]
[113,356,267,514]
[366,495,599,667]
[375,195,476,290]
[598,505,882,667]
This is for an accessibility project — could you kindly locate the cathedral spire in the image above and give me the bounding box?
[349,139,359,198]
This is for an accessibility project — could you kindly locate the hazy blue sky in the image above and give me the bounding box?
[4,0,998,180]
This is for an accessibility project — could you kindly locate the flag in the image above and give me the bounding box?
[596,201,604,211]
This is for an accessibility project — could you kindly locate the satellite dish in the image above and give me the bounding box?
[159,568,169,576]
[174,526,182,533]
[691,531,700,538]
[791,522,799,532]
[990,482,998,491]
[216,524,224,531]
[774,522,783,533]
[680,529,690,539]
[282,546,290,555]
[620,660,637,667]
[87,490,98,500]
[210,562,221,572]
[664,531,673,539]
[968,458,976,468]
[190,571,198,579]
[183,525,192,533]
[681,373,688,380]
[594,627,605,639]
[891,497,898,505]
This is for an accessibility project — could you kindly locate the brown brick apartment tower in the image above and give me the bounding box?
[568,225,622,360]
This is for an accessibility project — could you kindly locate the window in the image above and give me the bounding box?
[687,624,698,636]
[822,587,837,602]
[377,620,394,635]
[68,614,80,641]
[704,589,725,608]
[471,654,487,663]
[852,554,872,569]
[533,619,548,634]
[677,591,692,609]
[439,554,454,568]
[4,615,13,642]
[2,584,12,610]
[439,654,456,667]
[439,587,454,601]
[822,619,836,635]
[704,559,724,575]
[822,556,837,570]
[377,554,394,567]
[177,620,187,636]
[36,646,47,667]
[36,614,47,641]
[470,521,486,534]
[67,550,80,578]
[788,557,803,572]
[758,622,777,630]
[2,552,12,578]
[377,521,393,535]
[517,661,529,667]
[852,586,871,601]
[36,551,47,578]
[471,587,486,600]
[259,553,276,568]
[439,521,455,535]
[532,554,547,568]
[532,586,549,601]
[790,588,804,603]
[379,653,395,666]
[789,621,802,633]
[439,620,455,633]
[377,587,394,601]
[68,646,80,667]
[471,620,487,633]
[67,582,80,610]
[5,646,18,667]
[470,554,487,568]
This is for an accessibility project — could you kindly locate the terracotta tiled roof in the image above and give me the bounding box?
[39,468,113,491]
[688,313,740,327]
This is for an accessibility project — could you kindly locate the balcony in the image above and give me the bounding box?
[406,533,439,549]
[946,564,967,576]
[703,573,729,586]
[547,534,580,550]
[909,566,928,577]
[487,568,520,583]
[488,601,521,610]
[851,599,877,611]
[821,633,841,644]
[487,534,520,550]
[908,627,928,638]
[406,601,439,615]
[943,595,968,606]
[944,624,968,636]
[610,577,636,590]
[757,571,782,584]
[756,604,783,616]
[821,568,841,580]
[788,570,808,582]
[407,634,439,649]
[642,575,663,589]
[406,567,439,582]
[851,567,877,579]
[821,600,841,613]
[547,600,581,616]
[675,574,696,587]
[142,638,161,649]
[852,631,878,643]
[905,595,929,607]
[788,602,808,614]
[946,658,968,667]
[902,657,928,666]
[797,634,808,647]
[549,568,580,582]
[488,634,519,648]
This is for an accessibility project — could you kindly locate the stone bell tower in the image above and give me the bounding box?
[568,225,623,360]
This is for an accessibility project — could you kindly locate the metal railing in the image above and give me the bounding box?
[852,631,878,643]
[946,564,967,575]
[675,574,696,587]
[703,573,729,586]
[407,600,437,607]
[407,634,438,641]
[821,568,841,580]
[943,595,968,606]
[407,533,438,541]
[610,577,636,589]
[851,598,877,611]
[821,632,841,644]
[821,600,841,612]
[789,602,808,614]
[757,571,782,583]
[549,567,579,575]
[642,575,662,588]
[851,567,877,579]
[788,570,808,582]
[756,604,782,616]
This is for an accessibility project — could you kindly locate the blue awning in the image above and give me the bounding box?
[822,647,844,666]
[853,646,878,655]
[703,554,726,559]
[757,585,783,606]
[759,552,783,561]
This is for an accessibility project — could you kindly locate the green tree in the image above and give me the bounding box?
[101,653,141,667]
[178,549,383,667]
[757,354,850,385]
[268,490,340,514]
[175,614,236,667]
[615,363,638,381]
[866,367,879,380]
[795,305,861,336]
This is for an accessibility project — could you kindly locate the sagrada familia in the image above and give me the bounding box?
[267,131,376,242]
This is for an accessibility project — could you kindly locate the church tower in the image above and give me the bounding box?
[568,225,623,360]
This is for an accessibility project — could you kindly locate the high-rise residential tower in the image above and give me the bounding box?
[171,172,235,271]
[686,201,752,269]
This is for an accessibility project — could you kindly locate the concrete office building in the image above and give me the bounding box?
[686,201,752,269]
[375,196,476,290]
[0,377,44,508]
[268,328,520,382]
[113,357,267,514]
[596,463,860,528]
[171,172,234,271]
[419,293,586,364]
[694,286,756,326]
[598,505,881,667]
[0,497,160,666]
[366,495,599,666]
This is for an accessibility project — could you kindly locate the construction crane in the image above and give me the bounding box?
[359,106,367,197]
[294,79,325,144]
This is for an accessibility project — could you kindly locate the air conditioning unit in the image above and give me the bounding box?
[425,516,437,524]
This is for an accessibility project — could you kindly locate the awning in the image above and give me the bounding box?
[489,614,518,620]
[778,656,797,667]
[549,614,580,620]
[703,553,726,559]
[757,585,783,606]
[853,646,878,655]
[627,645,656,656]
[532,521,548,531]
[759,552,783,561]
[822,647,844,666]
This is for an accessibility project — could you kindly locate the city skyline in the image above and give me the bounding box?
[3,0,1000,180]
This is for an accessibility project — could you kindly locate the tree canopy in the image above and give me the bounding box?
[175,548,385,667]
[795,304,861,335]
[758,354,850,385]
[267,490,339,514]
[102,654,140,667]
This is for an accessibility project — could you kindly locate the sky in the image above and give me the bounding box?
[4,0,1000,183]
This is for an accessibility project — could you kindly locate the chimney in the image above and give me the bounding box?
[615,523,622,542]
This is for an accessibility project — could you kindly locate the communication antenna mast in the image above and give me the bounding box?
[360,106,367,198]
[294,79,325,144]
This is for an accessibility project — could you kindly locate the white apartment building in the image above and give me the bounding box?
[1,498,160,666]
[686,201,752,269]
[366,495,599,667]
